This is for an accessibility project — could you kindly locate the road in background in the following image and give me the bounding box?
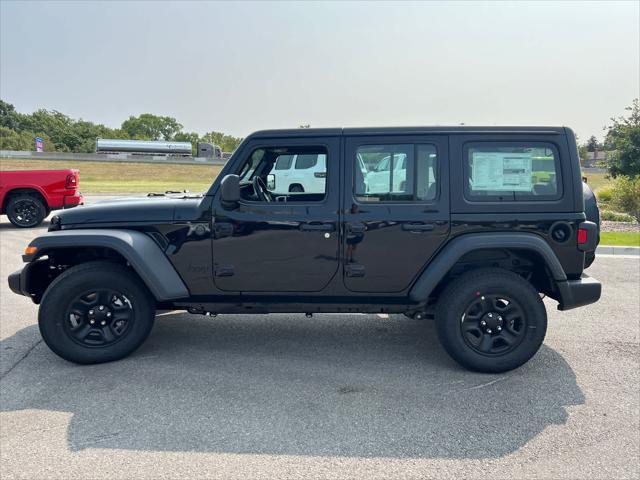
[1,198,638,479]
[1,150,227,166]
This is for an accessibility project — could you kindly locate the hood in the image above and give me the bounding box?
[53,194,204,226]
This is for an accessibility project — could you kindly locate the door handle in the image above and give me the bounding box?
[347,223,366,233]
[401,223,435,232]
[300,223,335,232]
[213,222,234,238]
[345,264,365,277]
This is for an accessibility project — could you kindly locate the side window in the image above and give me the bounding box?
[274,155,294,170]
[354,144,438,202]
[237,146,327,201]
[416,145,438,201]
[465,143,561,201]
[294,154,319,169]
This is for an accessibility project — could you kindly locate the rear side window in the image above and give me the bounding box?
[465,143,561,201]
[295,154,319,169]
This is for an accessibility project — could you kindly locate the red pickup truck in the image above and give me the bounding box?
[0,169,83,227]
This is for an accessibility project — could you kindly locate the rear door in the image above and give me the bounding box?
[342,135,450,293]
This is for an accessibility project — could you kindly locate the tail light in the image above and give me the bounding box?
[577,228,588,245]
[577,221,597,251]
[314,172,326,178]
[65,173,77,189]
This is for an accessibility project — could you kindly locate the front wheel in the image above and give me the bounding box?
[38,261,155,364]
[435,268,547,373]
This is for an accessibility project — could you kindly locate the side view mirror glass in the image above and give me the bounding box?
[267,173,276,191]
[220,174,240,209]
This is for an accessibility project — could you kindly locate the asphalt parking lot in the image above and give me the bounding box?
[1,197,638,479]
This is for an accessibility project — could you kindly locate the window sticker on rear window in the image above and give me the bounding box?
[471,152,532,192]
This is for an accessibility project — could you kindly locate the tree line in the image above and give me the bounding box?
[1,97,638,179]
[0,100,243,154]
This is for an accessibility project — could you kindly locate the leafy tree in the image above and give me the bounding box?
[578,144,590,166]
[121,114,183,140]
[0,126,54,151]
[574,134,589,166]
[605,98,640,178]
[1,99,245,154]
[0,126,32,150]
[0,100,25,130]
[586,135,600,152]
[203,131,243,152]
[173,131,201,155]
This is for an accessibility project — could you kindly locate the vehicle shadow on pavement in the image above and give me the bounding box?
[0,314,584,459]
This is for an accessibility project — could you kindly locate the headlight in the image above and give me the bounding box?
[48,215,61,231]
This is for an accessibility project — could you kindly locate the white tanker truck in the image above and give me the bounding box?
[96,138,222,158]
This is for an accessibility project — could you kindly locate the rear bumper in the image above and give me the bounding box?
[63,191,83,209]
[556,274,602,311]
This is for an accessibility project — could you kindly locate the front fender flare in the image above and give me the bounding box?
[409,232,567,303]
[25,229,189,301]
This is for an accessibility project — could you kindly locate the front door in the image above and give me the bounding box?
[211,136,340,292]
[343,135,450,293]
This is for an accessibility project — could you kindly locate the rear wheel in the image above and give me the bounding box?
[6,194,46,228]
[289,184,304,193]
[435,268,547,373]
[39,261,155,364]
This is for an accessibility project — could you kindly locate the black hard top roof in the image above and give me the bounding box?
[250,126,568,139]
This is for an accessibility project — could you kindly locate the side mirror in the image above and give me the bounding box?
[267,173,276,190]
[220,174,240,209]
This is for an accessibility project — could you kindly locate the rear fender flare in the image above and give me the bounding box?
[409,232,567,303]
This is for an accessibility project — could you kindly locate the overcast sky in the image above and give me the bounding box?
[1,1,638,141]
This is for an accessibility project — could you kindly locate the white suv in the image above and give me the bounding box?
[364,153,408,193]
[269,154,327,194]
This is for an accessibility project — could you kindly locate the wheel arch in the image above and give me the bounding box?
[409,232,568,304]
[23,229,190,302]
[2,187,49,214]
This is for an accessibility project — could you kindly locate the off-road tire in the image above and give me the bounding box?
[39,261,155,364]
[435,268,547,373]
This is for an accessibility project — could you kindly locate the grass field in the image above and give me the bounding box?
[599,232,640,247]
[582,172,612,192]
[1,159,222,193]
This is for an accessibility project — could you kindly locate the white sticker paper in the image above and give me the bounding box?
[471,152,532,192]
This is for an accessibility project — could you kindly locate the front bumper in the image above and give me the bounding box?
[8,268,27,297]
[8,259,50,303]
[63,191,84,209]
[556,274,602,311]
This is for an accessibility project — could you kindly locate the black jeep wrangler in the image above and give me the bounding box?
[8,127,601,372]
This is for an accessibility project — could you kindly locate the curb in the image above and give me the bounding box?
[596,245,640,256]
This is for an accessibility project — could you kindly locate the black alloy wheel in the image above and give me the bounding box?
[7,195,46,227]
